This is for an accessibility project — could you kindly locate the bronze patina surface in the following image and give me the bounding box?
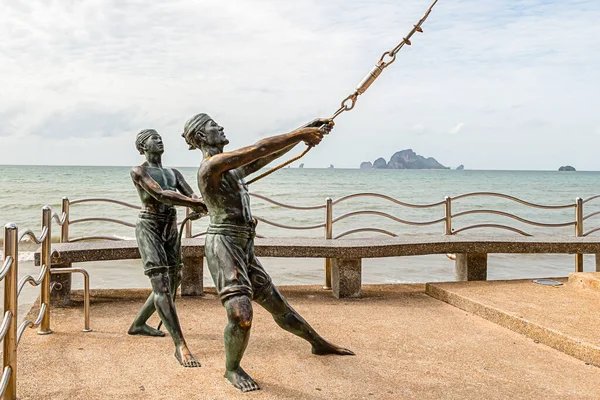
[128,129,207,367]
[182,115,353,392]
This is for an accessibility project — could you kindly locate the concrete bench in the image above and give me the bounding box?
[36,235,600,300]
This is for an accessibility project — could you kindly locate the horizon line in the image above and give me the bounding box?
[0,164,594,173]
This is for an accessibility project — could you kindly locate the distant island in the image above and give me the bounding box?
[299,163,304,169]
[558,165,576,171]
[456,164,465,170]
[360,149,449,170]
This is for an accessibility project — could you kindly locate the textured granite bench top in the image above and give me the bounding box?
[35,236,600,265]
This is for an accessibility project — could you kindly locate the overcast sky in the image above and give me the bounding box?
[1,0,599,170]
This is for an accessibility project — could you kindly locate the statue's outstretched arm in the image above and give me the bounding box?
[206,129,315,176]
[214,118,333,178]
[239,143,298,178]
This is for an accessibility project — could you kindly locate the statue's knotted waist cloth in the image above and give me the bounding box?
[136,208,181,276]
[205,221,273,305]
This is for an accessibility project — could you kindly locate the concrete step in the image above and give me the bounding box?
[426,278,600,366]
[568,272,600,291]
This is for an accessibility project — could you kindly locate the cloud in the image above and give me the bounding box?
[410,124,427,135]
[0,106,28,137]
[449,122,464,135]
[0,0,599,169]
[31,106,142,139]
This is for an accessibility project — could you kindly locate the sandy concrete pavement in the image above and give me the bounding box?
[15,284,600,399]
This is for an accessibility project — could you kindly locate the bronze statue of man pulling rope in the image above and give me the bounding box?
[182,115,353,392]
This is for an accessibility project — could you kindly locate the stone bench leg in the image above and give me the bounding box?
[331,258,362,298]
[181,256,204,296]
[596,254,600,272]
[50,262,72,306]
[455,253,488,281]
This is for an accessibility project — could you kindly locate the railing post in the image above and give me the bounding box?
[60,197,69,243]
[53,199,73,306]
[324,198,333,290]
[185,207,193,238]
[39,206,52,335]
[3,223,18,400]
[444,196,452,235]
[575,197,584,272]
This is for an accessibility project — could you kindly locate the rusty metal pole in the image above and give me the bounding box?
[444,196,452,235]
[3,223,18,399]
[60,197,69,243]
[324,198,333,290]
[39,206,52,335]
[575,197,584,272]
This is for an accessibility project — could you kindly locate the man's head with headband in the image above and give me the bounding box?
[135,129,162,155]
[182,113,228,151]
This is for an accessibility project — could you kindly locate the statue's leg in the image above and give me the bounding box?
[127,268,178,336]
[254,281,355,356]
[127,292,164,337]
[149,270,201,368]
[130,218,164,336]
[223,295,260,392]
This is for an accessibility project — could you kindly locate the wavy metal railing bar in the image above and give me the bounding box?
[68,235,124,243]
[583,194,600,204]
[333,210,446,227]
[583,227,600,237]
[17,265,49,297]
[51,211,67,226]
[0,311,12,343]
[451,210,576,228]
[190,231,267,239]
[70,217,136,228]
[254,216,325,231]
[17,226,48,244]
[0,367,12,398]
[0,256,13,281]
[451,192,575,210]
[250,193,326,210]
[583,211,600,221]
[334,228,398,239]
[333,193,445,208]
[16,303,47,345]
[70,198,142,209]
[71,216,187,228]
[452,224,532,236]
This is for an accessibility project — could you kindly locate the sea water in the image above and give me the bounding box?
[1,165,599,285]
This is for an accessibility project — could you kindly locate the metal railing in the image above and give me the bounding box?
[1,206,90,400]
[65,197,196,242]
[57,191,600,287]
[1,207,53,399]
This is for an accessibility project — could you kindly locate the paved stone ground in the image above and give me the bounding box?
[16,284,600,399]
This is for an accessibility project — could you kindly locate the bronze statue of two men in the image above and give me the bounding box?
[131,117,353,392]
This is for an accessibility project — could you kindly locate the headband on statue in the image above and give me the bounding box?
[135,129,157,154]
[182,113,212,150]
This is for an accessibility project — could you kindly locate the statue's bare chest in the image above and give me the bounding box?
[146,167,177,191]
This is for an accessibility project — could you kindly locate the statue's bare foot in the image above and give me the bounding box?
[174,345,201,368]
[127,324,166,337]
[312,340,355,356]
[224,367,260,392]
